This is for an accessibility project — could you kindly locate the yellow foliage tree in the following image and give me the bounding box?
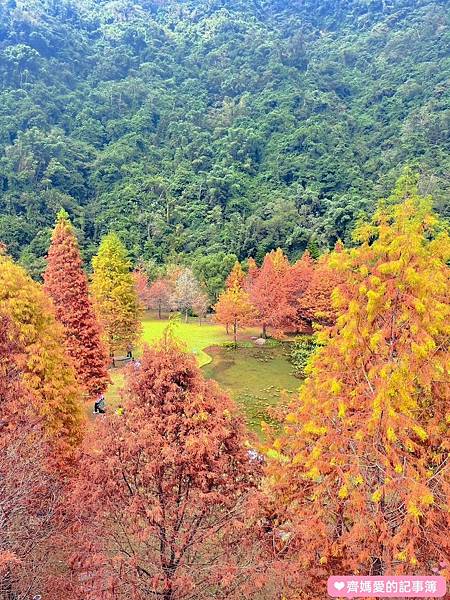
[0,252,84,457]
[264,174,450,598]
[91,232,141,357]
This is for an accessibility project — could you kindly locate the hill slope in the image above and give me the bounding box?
[0,0,449,274]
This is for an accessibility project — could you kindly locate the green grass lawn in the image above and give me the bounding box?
[105,316,301,437]
[140,314,260,367]
[105,315,261,410]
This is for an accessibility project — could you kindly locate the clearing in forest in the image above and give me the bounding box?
[105,316,300,435]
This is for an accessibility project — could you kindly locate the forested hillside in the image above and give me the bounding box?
[0,0,449,276]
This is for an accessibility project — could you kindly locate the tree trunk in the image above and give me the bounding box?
[226,323,229,335]
[158,302,162,320]
[262,324,267,338]
[185,308,188,323]
[233,320,238,348]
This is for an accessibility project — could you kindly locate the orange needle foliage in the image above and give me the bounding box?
[226,259,246,289]
[44,210,109,399]
[0,251,83,456]
[296,247,344,331]
[214,262,256,345]
[244,257,260,292]
[0,315,69,598]
[249,248,294,337]
[286,250,315,332]
[66,338,267,600]
[264,180,450,598]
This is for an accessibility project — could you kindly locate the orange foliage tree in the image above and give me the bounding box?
[286,250,315,332]
[0,251,83,455]
[67,339,266,600]
[296,247,344,331]
[244,257,260,292]
[214,262,256,345]
[249,248,295,337]
[0,315,66,598]
[44,210,109,399]
[264,181,450,598]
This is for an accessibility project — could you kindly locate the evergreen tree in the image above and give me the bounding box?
[265,181,450,598]
[91,232,141,357]
[44,210,109,399]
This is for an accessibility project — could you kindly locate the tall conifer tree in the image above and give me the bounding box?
[265,179,450,598]
[44,210,109,399]
[91,232,140,356]
[250,248,294,337]
[296,248,343,330]
[215,262,256,346]
[0,315,66,597]
[0,251,84,457]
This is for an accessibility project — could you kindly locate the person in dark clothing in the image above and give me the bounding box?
[93,394,106,414]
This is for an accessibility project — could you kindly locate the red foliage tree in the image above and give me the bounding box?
[147,277,172,319]
[44,210,109,399]
[296,251,344,330]
[67,339,266,599]
[0,315,65,599]
[249,248,294,337]
[285,250,315,332]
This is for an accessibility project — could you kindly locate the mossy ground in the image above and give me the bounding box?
[203,344,300,437]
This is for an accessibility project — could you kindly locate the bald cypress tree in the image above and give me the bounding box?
[265,179,450,597]
[0,250,84,458]
[44,210,109,399]
[91,232,141,357]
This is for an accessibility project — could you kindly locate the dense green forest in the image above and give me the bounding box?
[0,0,449,277]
